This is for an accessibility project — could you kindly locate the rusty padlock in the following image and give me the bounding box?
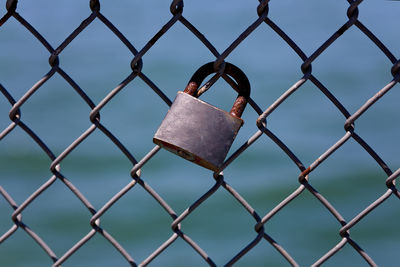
[153,62,250,172]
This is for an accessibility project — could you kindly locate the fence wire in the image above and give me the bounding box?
[0,0,399,266]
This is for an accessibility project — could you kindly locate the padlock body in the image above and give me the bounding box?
[153,91,243,172]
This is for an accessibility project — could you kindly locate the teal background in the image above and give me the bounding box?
[0,0,399,266]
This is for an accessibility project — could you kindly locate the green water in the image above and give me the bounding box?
[1,1,399,266]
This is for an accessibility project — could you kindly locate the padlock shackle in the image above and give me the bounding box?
[183,62,250,118]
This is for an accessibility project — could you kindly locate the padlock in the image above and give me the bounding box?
[153,62,250,172]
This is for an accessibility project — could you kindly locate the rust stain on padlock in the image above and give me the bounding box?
[153,62,250,172]
[183,81,198,96]
[230,95,247,118]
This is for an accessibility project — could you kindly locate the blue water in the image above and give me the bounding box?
[1,0,399,266]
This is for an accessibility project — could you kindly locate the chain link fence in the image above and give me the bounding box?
[1,0,399,266]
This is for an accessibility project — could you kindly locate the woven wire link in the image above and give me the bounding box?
[1,0,399,266]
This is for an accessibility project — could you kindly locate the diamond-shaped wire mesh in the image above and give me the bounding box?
[1,0,399,266]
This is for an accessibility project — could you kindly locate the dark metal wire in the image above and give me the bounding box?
[0,0,398,266]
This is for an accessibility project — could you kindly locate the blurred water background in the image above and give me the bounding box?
[0,0,399,266]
